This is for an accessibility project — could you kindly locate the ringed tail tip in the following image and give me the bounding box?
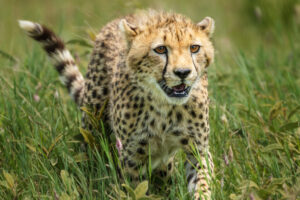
[18,20,42,35]
[18,19,85,105]
[18,20,35,30]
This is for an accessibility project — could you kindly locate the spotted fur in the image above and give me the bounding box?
[19,10,215,199]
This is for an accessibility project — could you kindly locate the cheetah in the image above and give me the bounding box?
[19,10,215,199]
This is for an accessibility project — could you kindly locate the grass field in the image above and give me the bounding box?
[0,0,299,199]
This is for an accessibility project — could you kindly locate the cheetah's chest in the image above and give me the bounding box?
[111,85,209,170]
[147,132,186,169]
[133,108,193,169]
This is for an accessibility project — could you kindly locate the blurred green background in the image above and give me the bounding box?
[0,0,299,199]
[1,0,298,56]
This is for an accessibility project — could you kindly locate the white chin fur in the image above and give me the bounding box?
[166,95,189,105]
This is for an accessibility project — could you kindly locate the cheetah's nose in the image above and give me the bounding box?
[173,68,191,79]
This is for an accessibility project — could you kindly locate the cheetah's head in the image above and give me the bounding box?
[120,11,214,105]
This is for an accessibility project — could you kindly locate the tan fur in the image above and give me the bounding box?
[20,10,215,199]
[83,10,215,199]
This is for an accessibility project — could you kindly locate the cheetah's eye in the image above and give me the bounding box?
[190,45,201,53]
[154,46,167,54]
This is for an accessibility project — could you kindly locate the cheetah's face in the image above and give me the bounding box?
[121,15,214,104]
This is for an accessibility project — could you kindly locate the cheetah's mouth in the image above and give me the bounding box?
[159,80,191,98]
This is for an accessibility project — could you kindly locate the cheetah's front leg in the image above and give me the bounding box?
[185,150,213,200]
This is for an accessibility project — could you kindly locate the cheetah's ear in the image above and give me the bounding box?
[197,17,215,37]
[119,19,139,41]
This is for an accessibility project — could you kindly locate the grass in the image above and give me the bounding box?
[0,0,299,199]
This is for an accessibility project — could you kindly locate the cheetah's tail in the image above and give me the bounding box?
[18,20,85,105]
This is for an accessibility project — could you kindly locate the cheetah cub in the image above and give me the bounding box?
[19,10,215,199]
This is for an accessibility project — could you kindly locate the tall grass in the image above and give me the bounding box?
[0,0,299,199]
